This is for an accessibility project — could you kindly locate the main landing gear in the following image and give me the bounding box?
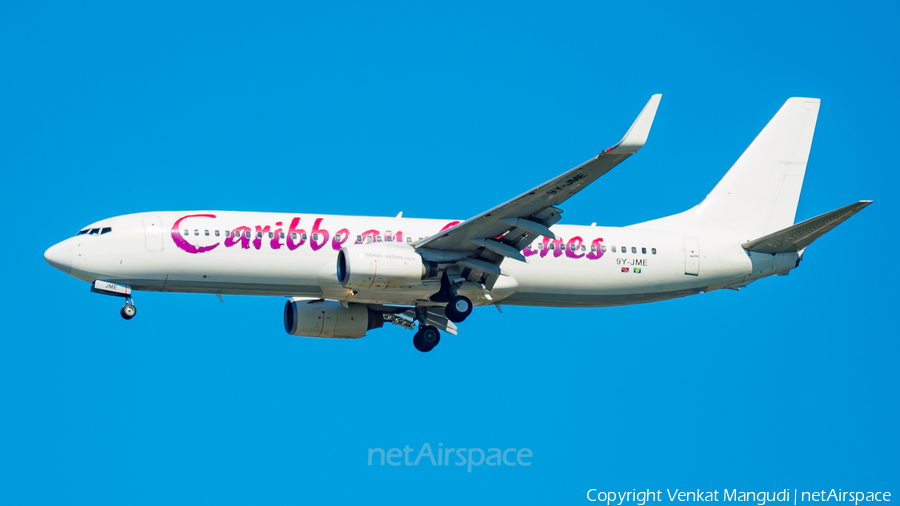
[444,295,472,323]
[412,305,441,353]
[410,294,473,353]
[120,296,137,320]
[429,273,473,324]
[413,325,440,353]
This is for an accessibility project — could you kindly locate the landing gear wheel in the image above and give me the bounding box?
[445,295,473,323]
[413,326,441,352]
[120,303,137,320]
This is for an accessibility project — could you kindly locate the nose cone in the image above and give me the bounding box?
[44,240,73,275]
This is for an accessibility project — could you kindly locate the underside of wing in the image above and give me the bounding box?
[414,94,662,288]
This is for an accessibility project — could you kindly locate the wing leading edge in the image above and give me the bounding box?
[414,94,662,287]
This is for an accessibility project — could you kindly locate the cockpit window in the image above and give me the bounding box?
[78,227,112,236]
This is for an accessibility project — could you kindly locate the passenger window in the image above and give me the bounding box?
[652,248,657,255]
[591,244,597,252]
[183,229,189,236]
[549,244,555,250]
[600,245,607,252]
[386,235,393,242]
[291,233,298,240]
[335,233,342,241]
[257,232,263,238]
[244,231,251,238]
[581,245,586,251]
[611,246,616,253]
[538,243,543,250]
[268,232,274,239]
[280,232,285,239]
[631,247,636,253]
[194,229,199,236]
[366,235,372,243]
[101,227,112,235]
[205,230,209,236]
[215,230,220,237]
[312,233,318,241]
[376,235,383,242]
[406,237,412,243]
[621,246,626,253]
[225,230,231,237]
[302,233,307,240]
[641,247,646,254]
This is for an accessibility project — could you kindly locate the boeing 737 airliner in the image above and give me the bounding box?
[44,96,870,352]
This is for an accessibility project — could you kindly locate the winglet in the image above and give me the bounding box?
[606,94,662,155]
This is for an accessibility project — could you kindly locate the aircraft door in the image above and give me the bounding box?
[684,237,699,276]
[143,215,164,251]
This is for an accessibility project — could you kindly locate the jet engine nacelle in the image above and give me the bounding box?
[336,243,437,290]
[283,298,384,338]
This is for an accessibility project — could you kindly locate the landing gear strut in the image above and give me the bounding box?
[120,296,137,320]
[412,306,440,353]
[444,295,472,323]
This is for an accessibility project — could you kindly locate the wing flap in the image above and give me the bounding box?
[401,307,458,335]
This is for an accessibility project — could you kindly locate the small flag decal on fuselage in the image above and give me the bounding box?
[634,268,641,273]
[621,267,629,273]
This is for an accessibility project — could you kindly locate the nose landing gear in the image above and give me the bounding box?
[120,296,137,320]
[91,280,137,321]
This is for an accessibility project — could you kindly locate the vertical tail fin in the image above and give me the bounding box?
[698,97,821,238]
[632,98,821,239]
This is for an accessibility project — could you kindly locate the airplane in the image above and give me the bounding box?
[43,95,871,352]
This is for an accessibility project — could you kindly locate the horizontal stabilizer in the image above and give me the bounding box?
[742,201,872,254]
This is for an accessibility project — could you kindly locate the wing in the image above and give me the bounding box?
[414,94,662,286]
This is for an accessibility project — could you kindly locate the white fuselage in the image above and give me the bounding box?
[48,211,800,308]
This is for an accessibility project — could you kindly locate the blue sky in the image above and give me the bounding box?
[2,1,897,504]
